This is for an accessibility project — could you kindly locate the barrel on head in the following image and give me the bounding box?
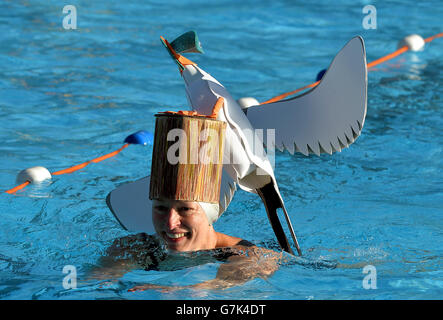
[149,113,226,203]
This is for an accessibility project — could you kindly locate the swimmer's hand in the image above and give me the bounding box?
[128,246,282,292]
[88,233,163,280]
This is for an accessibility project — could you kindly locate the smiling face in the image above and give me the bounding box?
[152,199,217,252]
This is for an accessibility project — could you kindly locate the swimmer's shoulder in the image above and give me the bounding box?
[215,232,255,248]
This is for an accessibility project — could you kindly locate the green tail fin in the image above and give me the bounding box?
[170,31,204,54]
[160,31,203,71]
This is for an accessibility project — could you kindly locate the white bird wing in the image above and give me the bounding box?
[106,170,237,234]
[106,176,155,234]
[246,36,367,156]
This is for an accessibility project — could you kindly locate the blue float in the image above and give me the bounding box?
[124,130,154,146]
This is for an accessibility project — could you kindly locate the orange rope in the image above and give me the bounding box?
[5,181,30,194]
[367,46,409,69]
[261,81,320,105]
[52,143,129,176]
[424,32,443,43]
[5,143,130,194]
[261,32,442,105]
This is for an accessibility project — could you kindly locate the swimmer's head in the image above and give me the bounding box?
[148,114,227,252]
[152,199,219,251]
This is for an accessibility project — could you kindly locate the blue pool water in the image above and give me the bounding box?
[0,0,442,300]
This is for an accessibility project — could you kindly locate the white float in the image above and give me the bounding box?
[16,166,52,184]
[398,34,425,51]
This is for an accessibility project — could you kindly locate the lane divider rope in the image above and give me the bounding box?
[5,143,129,194]
[260,32,443,105]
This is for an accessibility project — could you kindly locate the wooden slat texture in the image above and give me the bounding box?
[150,114,226,203]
